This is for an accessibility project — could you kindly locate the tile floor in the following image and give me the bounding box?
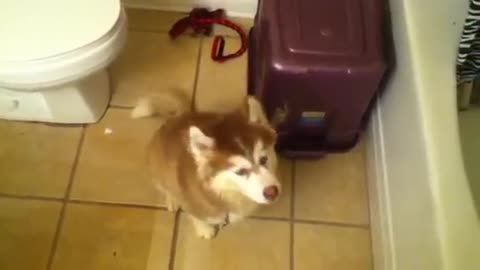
[0,9,372,270]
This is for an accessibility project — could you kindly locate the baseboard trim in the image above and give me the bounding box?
[366,100,395,270]
[122,0,256,18]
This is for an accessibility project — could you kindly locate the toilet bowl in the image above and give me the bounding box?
[0,0,127,123]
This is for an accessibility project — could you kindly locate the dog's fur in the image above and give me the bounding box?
[132,94,280,238]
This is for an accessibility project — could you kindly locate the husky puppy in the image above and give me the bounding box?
[132,95,280,238]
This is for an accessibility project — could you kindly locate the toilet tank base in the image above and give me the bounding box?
[0,70,110,124]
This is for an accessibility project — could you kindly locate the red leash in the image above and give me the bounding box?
[169,8,248,63]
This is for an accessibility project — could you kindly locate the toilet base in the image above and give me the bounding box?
[0,70,110,124]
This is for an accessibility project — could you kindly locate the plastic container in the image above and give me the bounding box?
[248,0,389,158]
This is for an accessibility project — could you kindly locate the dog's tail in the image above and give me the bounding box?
[130,90,190,119]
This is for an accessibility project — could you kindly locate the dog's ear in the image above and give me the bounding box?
[234,95,268,124]
[246,96,271,126]
[234,96,250,120]
[188,126,215,159]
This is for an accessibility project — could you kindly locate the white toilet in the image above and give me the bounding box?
[0,0,127,123]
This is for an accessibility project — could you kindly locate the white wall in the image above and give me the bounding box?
[367,0,480,269]
[122,0,257,17]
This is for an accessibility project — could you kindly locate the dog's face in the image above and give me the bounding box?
[187,97,281,204]
[221,140,280,204]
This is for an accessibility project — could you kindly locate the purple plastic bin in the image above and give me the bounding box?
[248,0,389,158]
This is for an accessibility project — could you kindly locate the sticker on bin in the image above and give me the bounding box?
[299,111,326,128]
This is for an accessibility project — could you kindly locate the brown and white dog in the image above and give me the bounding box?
[131,94,281,239]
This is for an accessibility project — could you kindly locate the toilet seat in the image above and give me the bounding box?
[0,0,126,90]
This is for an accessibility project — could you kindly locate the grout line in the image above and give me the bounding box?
[0,193,63,203]
[0,193,370,229]
[290,159,296,219]
[289,160,296,270]
[108,104,134,110]
[127,29,171,35]
[0,192,370,229]
[293,219,370,229]
[46,126,86,270]
[46,203,68,270]
[290,220,295,270]
[361,142,377,267]
[68,199,168,211]
[64,126,86,200]
[243,214,370,230]
[0,192,169,212]
[168,211,181,270]
[248,215,290,222]
[190,37,204,112]
[127,28,245,39]
[127,29,189,35]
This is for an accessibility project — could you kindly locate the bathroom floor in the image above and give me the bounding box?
[0,9,372,270]
[459,105,480,216]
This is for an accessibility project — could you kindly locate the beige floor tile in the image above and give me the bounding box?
[213,17,253,37]
[294,223,372,270]
[353,134,367,154]
[110,31,199,107]
[195,37,247,113]
[0,198,62,270]
[254,158,292,218]
[126,8,186,33]
[175,216,289,270]
[294,150,369,225]
[51,203,174,270]
[70,109,164,206]
[0,121,82,197]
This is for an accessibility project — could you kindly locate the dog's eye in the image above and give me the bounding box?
[259,156,268,166]
[235,168,249,177]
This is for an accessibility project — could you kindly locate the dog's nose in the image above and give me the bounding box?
[263,185,279,201]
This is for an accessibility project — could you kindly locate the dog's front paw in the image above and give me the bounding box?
[166,200,179,212]
[190,216,218,239]
[165,195,179,212]
[196,225,216,239]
